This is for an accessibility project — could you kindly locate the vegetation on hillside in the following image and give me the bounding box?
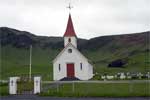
[0,27,150,80]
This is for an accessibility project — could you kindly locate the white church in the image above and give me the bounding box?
[53,13,93,81]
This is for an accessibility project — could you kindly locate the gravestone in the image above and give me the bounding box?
[9,77,20,94]
[34,76,41,94]
[120,73,126,79]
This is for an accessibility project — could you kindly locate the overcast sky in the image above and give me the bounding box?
[0,0,150,39]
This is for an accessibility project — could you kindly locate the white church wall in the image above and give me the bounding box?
[75,61,90,80]
[88,63,94,79]
[64,37,77,48]
[53,45,93,80]
[53,62,67,80]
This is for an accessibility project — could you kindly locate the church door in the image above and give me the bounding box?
[67,63,75,78]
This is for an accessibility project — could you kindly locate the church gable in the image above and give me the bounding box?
[53,43,88,63]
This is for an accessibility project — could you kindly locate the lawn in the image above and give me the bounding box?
[0,83,9,96]
[0,81,149,97]
[40,82,150,97]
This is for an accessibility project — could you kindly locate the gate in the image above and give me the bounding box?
[17,77,34,95]
[9,76,41,95]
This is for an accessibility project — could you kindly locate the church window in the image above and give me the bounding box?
[80,63,82,70]
[59,64,61,71]
[68,38,71,42]
[68,49,72,53]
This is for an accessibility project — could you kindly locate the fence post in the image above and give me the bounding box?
[72,82,74,93]
[129,80,133,94]
[9,77,20,95]
[34,76,41,94]
[57,82,59,92]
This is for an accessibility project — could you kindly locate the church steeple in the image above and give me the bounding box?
[64,14,76,37]
[64,13,77,48]
[64,2,77,48]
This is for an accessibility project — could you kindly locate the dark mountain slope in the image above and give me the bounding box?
[0,27,87,49]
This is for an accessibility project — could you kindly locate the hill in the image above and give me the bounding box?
[0,27,149,80]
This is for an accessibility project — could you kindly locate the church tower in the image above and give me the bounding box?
[64,14,77,48]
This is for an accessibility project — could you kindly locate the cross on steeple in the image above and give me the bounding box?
[67,2,73,10]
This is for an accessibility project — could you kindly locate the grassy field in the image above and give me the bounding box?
[0,81,149,97]
[1,45,150,81]
[40,82,150,97]
[1,46,58,80]
[0,83,8,96]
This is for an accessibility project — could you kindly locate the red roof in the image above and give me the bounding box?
[64,14,76,37]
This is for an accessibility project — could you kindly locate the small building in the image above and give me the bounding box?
[53,13,93,81]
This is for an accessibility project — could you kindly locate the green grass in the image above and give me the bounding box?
[0,82,149,97]
[1,46,58,80]
[1,45,150,81]
[40,82,150,97]
[0,83,9,96]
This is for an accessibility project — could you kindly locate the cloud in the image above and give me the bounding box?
[0,0,149,39]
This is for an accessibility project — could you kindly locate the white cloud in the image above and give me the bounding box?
[0,0,149,39]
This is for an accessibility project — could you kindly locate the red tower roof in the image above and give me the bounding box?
[64,14,76,37]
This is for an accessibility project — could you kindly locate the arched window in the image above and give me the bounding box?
[80,63,82,70]
[59,64,61,71]
[68,38,71,42]
[68,49,72,53]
